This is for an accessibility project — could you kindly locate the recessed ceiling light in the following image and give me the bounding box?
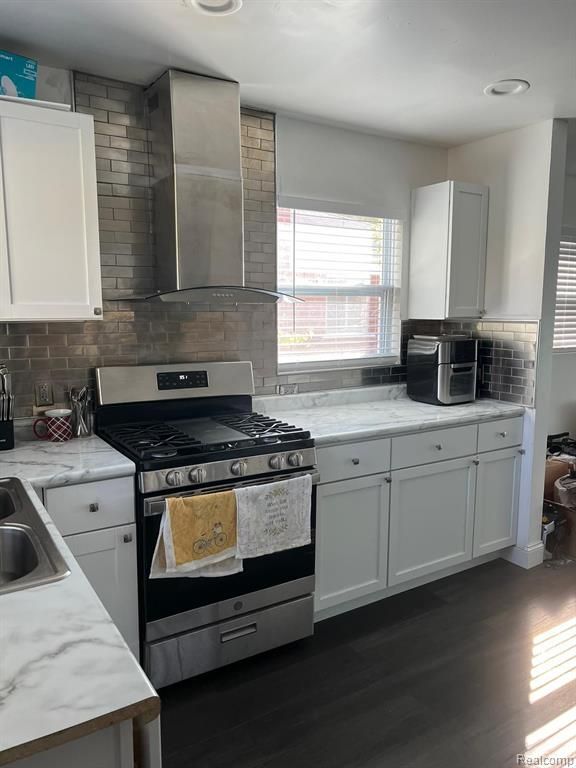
[483,79,531,97]
[184,0,243,15]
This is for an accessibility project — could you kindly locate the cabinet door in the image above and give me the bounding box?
[65,524,139,658]
[0,100,102,321]
[446,181,488,318]
[473,448,520,557]
[315,475,390,611]
[388,457,475,586]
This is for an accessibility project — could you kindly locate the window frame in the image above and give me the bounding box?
[276,206,403,373]
[553,227,576,354]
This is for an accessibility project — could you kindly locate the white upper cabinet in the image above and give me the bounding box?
[408,180,488,320]
[0,99,102,321]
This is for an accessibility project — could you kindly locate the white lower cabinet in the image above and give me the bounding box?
[315,475,390,611]
[473,448,520,557]
[65,524,140,658]
[388,457,476,586]
[314,418,523,617]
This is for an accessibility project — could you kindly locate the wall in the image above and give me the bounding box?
[447,121,556,320]
[276,115,448,219]
[549,353,576,434]
[2,73,450,417]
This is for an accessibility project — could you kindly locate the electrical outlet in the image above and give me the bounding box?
[35,382,54,407]
[276,384,299,395]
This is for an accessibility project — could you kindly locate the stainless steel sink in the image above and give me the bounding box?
[0,487,16,520]
[0,478,70,595]
[0,526,40,586]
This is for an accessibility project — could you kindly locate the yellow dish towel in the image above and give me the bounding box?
[150,491,241,577]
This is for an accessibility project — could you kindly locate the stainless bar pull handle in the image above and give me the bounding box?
[220,623,257,643]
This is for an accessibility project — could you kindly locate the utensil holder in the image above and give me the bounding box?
[71,397,92,437]
[0,421,14,451]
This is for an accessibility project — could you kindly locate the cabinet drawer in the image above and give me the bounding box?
[478,417,523,453]
[317,438,391,483]
[44,476,134,536]
[391,425,477,469]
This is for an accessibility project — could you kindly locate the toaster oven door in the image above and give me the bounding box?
[438,363,477,404]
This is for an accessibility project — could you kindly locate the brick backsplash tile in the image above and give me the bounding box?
[441,319,538,406]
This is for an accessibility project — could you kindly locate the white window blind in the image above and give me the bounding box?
[554,231,576,350]
[277,207,402,370]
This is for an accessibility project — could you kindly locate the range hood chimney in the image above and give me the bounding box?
[144,70,297,305]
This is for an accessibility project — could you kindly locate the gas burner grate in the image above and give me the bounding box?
[214,412,301,438]
[101,422,203,459]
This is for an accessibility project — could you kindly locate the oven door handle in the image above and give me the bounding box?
[220,623,258,643]
[143,469,320,517]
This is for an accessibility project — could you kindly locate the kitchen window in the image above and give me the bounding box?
[553,230,576,351]
[277,208,403,370]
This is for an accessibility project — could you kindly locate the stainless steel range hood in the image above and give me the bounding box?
[143,70,298,305]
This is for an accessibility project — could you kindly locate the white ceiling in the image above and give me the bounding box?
[1,0,576,146]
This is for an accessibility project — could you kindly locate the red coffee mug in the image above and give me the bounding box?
[33,409,73,442]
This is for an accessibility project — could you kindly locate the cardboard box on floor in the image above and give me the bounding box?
[546,457,576,557]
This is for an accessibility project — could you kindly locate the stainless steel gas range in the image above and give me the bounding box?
[95,361,317,688]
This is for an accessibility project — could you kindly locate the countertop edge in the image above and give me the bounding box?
[37,461,136,489]
[0,696,160,767]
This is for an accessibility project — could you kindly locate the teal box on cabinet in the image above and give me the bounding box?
[0,50,38,99]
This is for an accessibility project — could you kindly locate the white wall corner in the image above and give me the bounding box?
[517,119,568,563]
[503,542,544,570]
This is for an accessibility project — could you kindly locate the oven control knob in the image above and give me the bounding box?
[287,452,304,468]
[188,467,206,484]
[165,470,184,487]
[230,460,248,477]
[269,455,283,470]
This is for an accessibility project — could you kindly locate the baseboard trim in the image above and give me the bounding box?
[503,542,544,569]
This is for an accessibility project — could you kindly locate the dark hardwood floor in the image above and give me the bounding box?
[161,559,576,768]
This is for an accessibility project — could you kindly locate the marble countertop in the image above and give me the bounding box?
[0,477,159,765]
[0,435,149,763]
[0,432,135,490]
[255,386,525,446]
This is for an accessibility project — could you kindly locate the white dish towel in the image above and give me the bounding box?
[235,474,312,559]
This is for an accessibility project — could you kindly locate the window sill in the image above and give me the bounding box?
[278,356,401,375]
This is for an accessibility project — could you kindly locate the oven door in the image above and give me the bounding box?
[140,470,318,644]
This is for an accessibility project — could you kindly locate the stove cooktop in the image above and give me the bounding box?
[98,412,312,463]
